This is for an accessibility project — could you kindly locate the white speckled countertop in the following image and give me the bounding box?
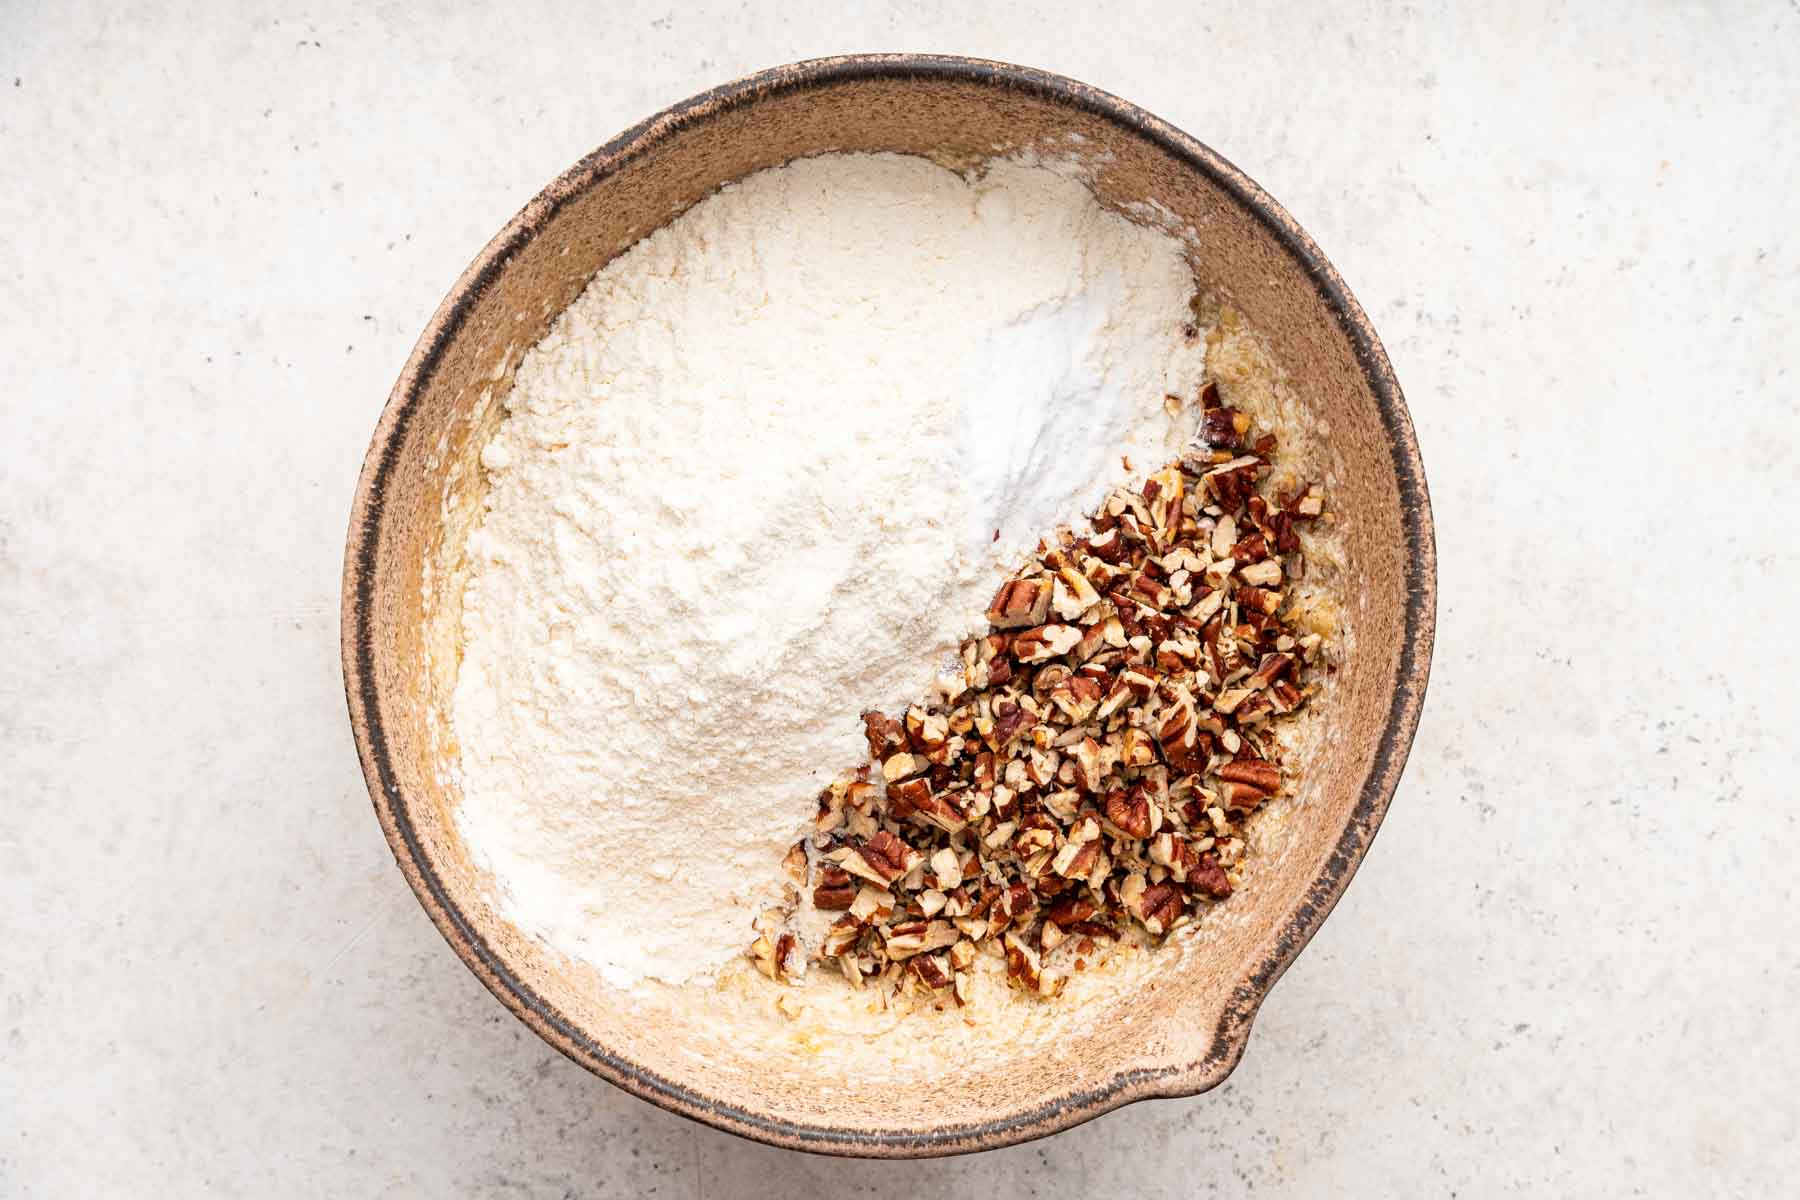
[3,2,1796,1194]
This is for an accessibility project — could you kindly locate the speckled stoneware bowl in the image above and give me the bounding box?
[342,55,1435,1156]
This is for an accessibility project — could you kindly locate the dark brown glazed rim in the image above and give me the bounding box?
[342,54,1437,1157]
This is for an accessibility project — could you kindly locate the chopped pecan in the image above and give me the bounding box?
[1136,882,1183,935]
[1205,456,1261,508]
[1049,674,1103,723]
[993,880,1038,930]
[852,830,911,885]
[910,953,952,990]
[991,700,1037,749]
[1239,586,1282,615]
[987,577,1052,629]
[815,785,846,834]
[862,711,905,758]
[1189,852,1232,900]
[1223,782,1268,811]
[1269,509,1300,554]
[1231,531,1270,563]
[886,775,930,819]
[1013,623,1082,663]
[1049,837,1102,881]
[1198,405,1242,451]
[1068,736,1104,792]
[1158,700,1212,773]
[821,916,861,957]
[1217,758,1281,794]
[813,866,856,910]
[1247,652,1294,691]
[1104,785,1154,839]
[1045,895,1098,927]
[1238,558,1283,587]
[911,788,970,834]
[1087,526,1128,564]
[881,751,930,782]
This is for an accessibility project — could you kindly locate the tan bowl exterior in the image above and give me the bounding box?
[341,55,1435,1156]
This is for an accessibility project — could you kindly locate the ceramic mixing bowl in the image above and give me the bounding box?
[341,54,1435,1156]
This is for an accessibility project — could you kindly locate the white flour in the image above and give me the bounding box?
[452,153,1206,988]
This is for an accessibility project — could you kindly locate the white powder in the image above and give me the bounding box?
[452,153,1205,989]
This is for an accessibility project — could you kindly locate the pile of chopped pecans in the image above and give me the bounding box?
[749,383,1331,1006]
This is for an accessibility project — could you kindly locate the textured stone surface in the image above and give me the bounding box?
[2,1,1795,1194]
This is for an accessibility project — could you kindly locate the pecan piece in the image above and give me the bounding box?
[987,577,1052,629]
[1002,932,1064,997]
[1205,456,1261,508]
[1086,528,1125,565]
[904,705,949,754]
[1049,674,1103,723]
[881,751,930,782]
[1158,699,1213,774]
[1272,679,1306,712]
[1198,405,1243,451]
[1136,882,1183,935]
[1044,895,1098,927]
[1269,509,1301,555]
[1067,736,1104,792]
[862,711,905,758]
[887,775,931,819]
[1050,837,1102,880]
[1238,558,1283,588]
[1222,781,1265,811]
[910,953,952,990]
[929,846,963,890]
[1000,880,1038,922]
[991,700,1037,749]
[813,866,856,910]
[912,787,971,834]
[774,932,800,980]
[815,785,845,834]
[845,829,911,886]
[1212,687,1254,716]
[1189,851,1232,900]
[1231,531,1270,563]
[986,655,1014,687]
[1217,758,1281,794]
[1104,785,1154,839]
[1238,586,1282,615]
[1247,652,1294,691]
[1143,467,1184,531]
[848,884,894,923]
[821,916,861,957]
[1013,623,1082,663]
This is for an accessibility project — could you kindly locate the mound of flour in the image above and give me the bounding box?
[452,152,1205,988]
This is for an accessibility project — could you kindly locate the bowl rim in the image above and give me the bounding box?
[341,52,1437,1157]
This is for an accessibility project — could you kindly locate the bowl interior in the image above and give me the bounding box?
[344,57,1431,1154]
